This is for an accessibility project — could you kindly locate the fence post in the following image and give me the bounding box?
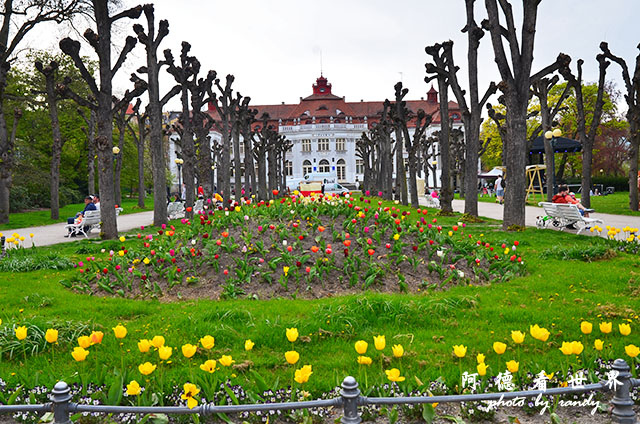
[611,359,637,424]
[50,381,72,424]
[340,376,361,424]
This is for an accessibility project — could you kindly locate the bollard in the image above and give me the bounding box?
[611,359,637,424]
[0,235,5,257]
[50,381,72,424]
[340,376,362,424]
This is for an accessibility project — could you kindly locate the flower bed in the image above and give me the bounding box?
[62,195,526,300]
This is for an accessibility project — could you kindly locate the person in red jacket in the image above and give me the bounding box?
[552,185,590,217]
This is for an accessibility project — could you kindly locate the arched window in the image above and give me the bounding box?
[302,160,312,176]
[336,159,346,181]
[319,159,330,173]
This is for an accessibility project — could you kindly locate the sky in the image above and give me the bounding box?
[23,0,640,111]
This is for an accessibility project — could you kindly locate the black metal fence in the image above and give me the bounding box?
[1,359,638,423]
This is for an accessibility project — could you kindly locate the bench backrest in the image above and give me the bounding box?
[554,203,583,221]
[167,202,184,215]
[83,210,101,224]
[193,199,204,213]
[538,202,560,217]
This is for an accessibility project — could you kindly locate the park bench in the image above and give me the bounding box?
[63,208,123,238]
[537,202,603,235]
[193,199,204,214]
[424,195,440,208]
[167,201,185,219]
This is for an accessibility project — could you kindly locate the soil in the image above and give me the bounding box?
[71,209,519,302]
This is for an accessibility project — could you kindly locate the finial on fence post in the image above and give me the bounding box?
[340,376,362,424]
[611,359,637,424]
[50,381,72,424]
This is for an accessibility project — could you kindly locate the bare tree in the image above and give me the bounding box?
[599,42,639,211]
[373,102,395,200]
[252,113,273,201]
[133,4,180,225]
[356,132,376,193]
[481,0,569,228]
[59,2,146,238]
[238,103,258,196]
[389,83,409,204]
[78,108,97,195]
[209,75,237,206]
[126,99,148,208]
[34,60,65,219]
[425,43,453,213]
[188,66,216,199]
[420,133,440,190]
[0,0,88,223]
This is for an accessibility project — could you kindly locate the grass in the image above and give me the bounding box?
[0,198,638,404]
[456,191,640,216]
[0,196,154,231]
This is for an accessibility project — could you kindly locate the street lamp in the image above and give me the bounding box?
[112,146,120,155]
[544,128,562,195]
[210,165,215,195]
[174,158,184,198]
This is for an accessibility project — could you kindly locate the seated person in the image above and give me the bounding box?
[552,185,592,218]
[92,194,100,210]
[65,196,97,237]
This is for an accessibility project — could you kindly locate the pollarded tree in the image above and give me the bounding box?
[482,0,570,228]
[0,0,88,223]
[356,132,376,193]
[188,65,216,198]
[133,3,180,225]
[78,108,97,195]
[425,42,453,213]
[599,42,640,211]
[389,83,409,204]
[209,74,237,206]
[59,1,146,239]
[420,133,440,190]
[126,99,148,208]
[252,112,273,201]
[238,102,258,196]
[373,101,395,200]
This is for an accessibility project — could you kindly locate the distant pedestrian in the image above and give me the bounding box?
[495,175,504,204]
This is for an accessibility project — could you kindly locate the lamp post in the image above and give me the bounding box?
[544,128,562,196]
[210,165,215,195]
[174,158,183,198]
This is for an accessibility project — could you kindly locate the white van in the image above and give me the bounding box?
[324,182,350,195]
[303,172,337,185]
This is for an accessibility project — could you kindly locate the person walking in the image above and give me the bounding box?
[495,175,504,205]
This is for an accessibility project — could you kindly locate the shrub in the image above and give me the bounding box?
[0,250,73,272]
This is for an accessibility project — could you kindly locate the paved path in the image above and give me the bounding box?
[2,211,155,248]
[418,198,640,238]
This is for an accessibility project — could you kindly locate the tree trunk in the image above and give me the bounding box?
[85,111,97,196]
[135,115,146,208]
[503,100,528,228]
[114,123,125,206]
[233,125,242,202]
[257,156,267,200]
[42,65,63,220]
[629,122,639,211]
[408,156,419,208]
[437,80,453,213]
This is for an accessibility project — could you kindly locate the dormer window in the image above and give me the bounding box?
[317,105,328,110]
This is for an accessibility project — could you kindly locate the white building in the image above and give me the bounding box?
[169,75,462,190]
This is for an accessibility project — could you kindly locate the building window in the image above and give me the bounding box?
[337,159,346,181]
[318,138,329,151]
[336,138,346,151]
[301,139,312,152]
[285,160,293,176]
[356,159,364,175]
[303,160,312,176]
[318,159,330,173]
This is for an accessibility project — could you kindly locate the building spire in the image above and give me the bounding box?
[320,48,323,77]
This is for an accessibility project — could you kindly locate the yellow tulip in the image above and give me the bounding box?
[385,368,405,382]
[294,365,313,384]
[559,341,574,355]
[181,383,200,409]
[181,344,197,358]
[119,236,126,242]
[126,380,141,396]
[594,339,604,351]
[374,335,386,351]
[625,344,640,358]
[580,321,592,334]
[71,347,89,362]
[354,340,368,355]
[476,353,486,364]
[138,362,157,375]
[138,339,152,353]
[113,325,127,339]
[78,336,91,349]
[285,350,300,365]
[572,341,584,355]
[506,360,519,373]
[452,344,467,358]
[619,323,631,336]
[152,335,165,348]
[392,344,404,358]
[200,335,215,350]
[200,359,217,373]
[158,345,173,360]
[599,322,612,334]
[493,342,507,355]
[283,266,290,276]
[15,326,27,340]
[477,362,489,376]
[529,324,550,342]
[245,339,255,351]
[357,356,372,365]
[219,355,234,367]
[286,328,299,342]
[45,329,58,344]
[143,257,150,265]
[511,331,525,344]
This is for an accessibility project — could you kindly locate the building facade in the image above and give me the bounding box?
[168,75,462,190]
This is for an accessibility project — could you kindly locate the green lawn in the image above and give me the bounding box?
[0,196,154,231]
[0,198,638,405]
[456,191,640,216]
